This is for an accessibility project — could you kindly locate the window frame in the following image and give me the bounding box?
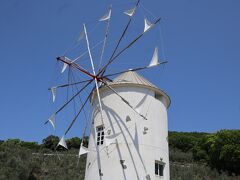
[96,125,104,146]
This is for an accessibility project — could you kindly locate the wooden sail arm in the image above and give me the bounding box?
[97,0,141,75]
[103,61,168,78]
[48,79,92,90]
[64,92,92,135]
[57,56,96,79]
[44,79,93,125]
[98,17,161,77]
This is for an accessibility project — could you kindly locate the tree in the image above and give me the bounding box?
[42,135,59,150]
[169,131,207,152]
[67,137,81,149]
[193,130,240,175]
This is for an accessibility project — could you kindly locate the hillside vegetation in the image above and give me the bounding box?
[0,130,239,180]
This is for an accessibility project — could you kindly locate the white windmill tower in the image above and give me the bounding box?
[46,1,170,180]
[85,69,170,180]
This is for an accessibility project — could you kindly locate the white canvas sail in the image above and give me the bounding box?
[144,18,153,33]
[99,9,112,21]
[48,114,56,129]
[77,30,85,41]
[124,7,136,17]
[58,136,68,149]
[79,142,90,157]
[148,47,159,67]
[51,87,57,102]
[61,63,68,73]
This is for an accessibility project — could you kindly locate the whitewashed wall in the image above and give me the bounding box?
[85,85,169,180]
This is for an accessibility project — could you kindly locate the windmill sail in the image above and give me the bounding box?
[144,18,153,33]
[99,9,112,21]
[79,143,90,157]
[48,114,56,129]
[148,47,159,67]
[58,136,68,149]
[77,30,85,42]
[124,7,136,17]
[61,63,68,73]
[51,87,57,102]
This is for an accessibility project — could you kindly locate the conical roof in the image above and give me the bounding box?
[111,71,158,88]
[94,71,170,108]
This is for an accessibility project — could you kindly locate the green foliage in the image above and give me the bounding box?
[42,135,59,150]
[170,148,193,163]
[0,141,85,180]
[0,131,239,179]
[0,142,36,179]
[67,137,81,149]
[193,129,240,175]
[170,162,234,180]
[20,142,40,150]
[169,131,208,152]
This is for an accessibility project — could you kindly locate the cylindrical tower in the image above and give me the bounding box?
[85,71,170,180]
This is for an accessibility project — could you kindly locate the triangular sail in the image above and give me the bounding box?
[51,87,57,102]
[99,9,112,21]
[58,136,68,149]
[48,114,56,129]
[148,47,159,67]
[61,63,68,73]
[99,6,112,70]
[79,142,90,157]
[124,7,136,17]
[77,30,85,42]
[144,18,153,33]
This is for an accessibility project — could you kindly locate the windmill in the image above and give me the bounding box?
[46,1,170,179]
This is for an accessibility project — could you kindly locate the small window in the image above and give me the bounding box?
[155,161,164,176]
[155,93,162,101]
[96,125,104,146]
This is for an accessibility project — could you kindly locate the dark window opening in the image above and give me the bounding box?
[96,125,104,146]
[155,161,164,176]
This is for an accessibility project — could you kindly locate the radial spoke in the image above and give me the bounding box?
[103,61,167,78]
[99,6,112,70]
[98,0,141,75]
[44,79,93,125]
[64,93,92,135]
[98,17,161,76]
[48,79,92,90]
[84,24,105,126]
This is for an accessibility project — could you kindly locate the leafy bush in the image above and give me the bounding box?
[0,131,239,179]
[42,135,59,150]
[67,137,81,149]
[169,131,208,152]
[193,129,240,175]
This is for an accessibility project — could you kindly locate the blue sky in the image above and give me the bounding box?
[0,0,239,142]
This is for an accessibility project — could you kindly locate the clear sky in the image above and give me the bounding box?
[0,0,239,143]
